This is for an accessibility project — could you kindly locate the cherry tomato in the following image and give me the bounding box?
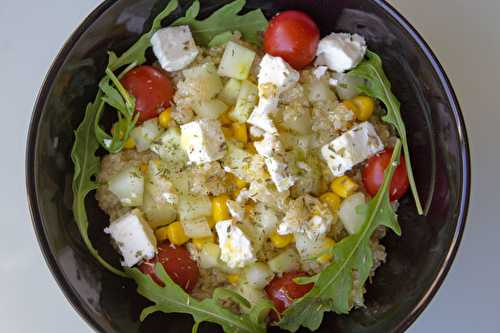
[362,148,410,201]
[265,271,314,314]
[120,65,174,123]
[139,242,199,293]
[263,10,320,70]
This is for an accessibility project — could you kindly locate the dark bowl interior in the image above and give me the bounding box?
[26,0,470,332]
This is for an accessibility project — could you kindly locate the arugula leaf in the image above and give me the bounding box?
[349,50,423,215]
[277,140,403,332]
[208,31,234,47]
[126,264,270,333]
[94,67,139,153]
[71,98,127,277]
[173,0,268,46]
[71,0,180,277]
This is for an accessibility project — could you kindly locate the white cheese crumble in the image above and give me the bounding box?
[104,210,157,268]
[247,54,299,133]
[321,121,384,176]
[254,133,296,192]
[315,32,367,73]
[151,25,199,72]
[215,220,256,268]
[180,119,226,164]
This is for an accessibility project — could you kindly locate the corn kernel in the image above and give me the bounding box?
[192,234,215,249]
[222,126,233,138]
[244,203,255,216]
[270,232,294,248]
[235,177,248,189]
[227,274,240,285]
[330,176,359,198]
[232,122,248,143]
[207,217,217,229]
[165,221,189,245]
[317,237,336,264]
[123,136,136,149]
[155,225,170,243]
[342,100,359,113]
[212,194,230,222]
[320,192,342,213]
[158,107,172,128]
[245,143,257,154]
[352,96,375,121]
[139,163,148,174]
[219,112,233,125]
[232,188,241,200]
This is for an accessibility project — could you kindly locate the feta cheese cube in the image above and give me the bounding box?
[321,121,384,176]
[315,32,367,73]
[215,220,256,268]
[257,54,300,93]
[180,119,226,164]
[247,55,300,133]
[313,65,328,80]
[151,25,199,72]
[254,134,295,192]
[104,210,157,267]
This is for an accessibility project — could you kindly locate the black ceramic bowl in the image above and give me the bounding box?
[26,0,470,332]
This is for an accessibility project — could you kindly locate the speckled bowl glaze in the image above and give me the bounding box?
[26,0,470,332]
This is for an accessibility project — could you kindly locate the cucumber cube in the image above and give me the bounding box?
[218,78,242,105]
[218,41,256,80]
[230,80,258,122]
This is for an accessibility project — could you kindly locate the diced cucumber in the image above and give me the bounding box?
[183,62,223,100]
[338,192,366,234]
[149,127,188,168]
[218,78,242,105]
[305,79,337,103]
[244,262,274,289]
[130,118,163,152]
[230,80,258,122]
[281,106,312,134]
[330,72,363,100]
[199,242,220,269]
[169,170,190,195]
[178,194,212,221]
[108,165,144,207]
[193,99,228,119]
[268,248,301,274]
[142,160,178,228]
[218,41,256,80]
[235,283,268,309]
[181,218,212,238]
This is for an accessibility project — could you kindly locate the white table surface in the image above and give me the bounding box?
[1,0,497,331]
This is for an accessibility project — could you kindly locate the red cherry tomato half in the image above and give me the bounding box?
[139,242,199,293]
[362,148,410,201]
[264,10,320,70]
[265,271,314,314]
[120,65,174,123]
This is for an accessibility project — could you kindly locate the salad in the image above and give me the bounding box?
[71,1,423,332]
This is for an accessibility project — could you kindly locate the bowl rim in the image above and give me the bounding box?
[25,0,471,332]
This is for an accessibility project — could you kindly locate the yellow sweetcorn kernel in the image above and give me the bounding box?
[270,232,294,249]
[342,100,359,113]
[227,274,240,285]
[212,194,230,222]
[331,176,359,198]
[219,112,233,126]
[244,203,254,216]
[245,143,257,154]
[123,136,136,149]
[166,221,189,245]
[317,237,336,264]
[139,162,148,174]
[158,107,172,128]
[320,192,342,213]
[207,217,217,229]
[234,177,248,189]
[154,225,170,243]
[192,234,215,250]
[232,122,248,143]
[352,96,375,121]
[222,126,233,138]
